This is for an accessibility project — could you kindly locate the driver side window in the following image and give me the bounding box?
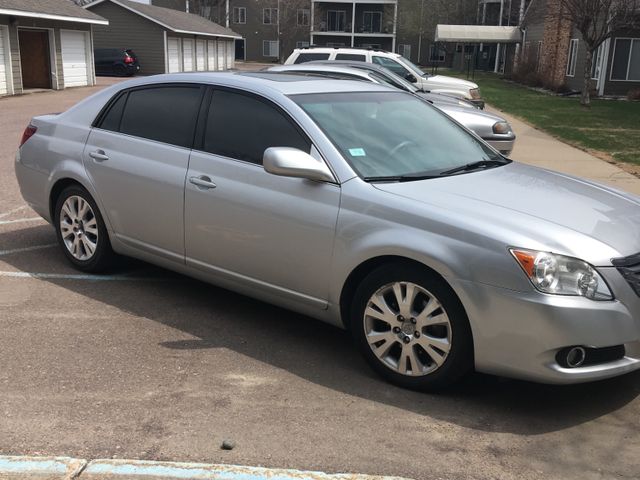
[372,56,410,77]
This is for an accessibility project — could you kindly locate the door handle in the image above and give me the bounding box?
[89,150,109,162]
[189,175,217,190]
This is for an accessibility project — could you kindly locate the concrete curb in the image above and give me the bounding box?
[0,456,411,480]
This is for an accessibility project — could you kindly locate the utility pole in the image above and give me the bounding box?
[225,0,229,27]
[494,0,504,72]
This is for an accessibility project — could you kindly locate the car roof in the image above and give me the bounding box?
[306,60,390,74]
[293,47,398,57]
[268,64,372,79]
[108,71,394,96]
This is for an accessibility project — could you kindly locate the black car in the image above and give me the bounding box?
[94,48,140,77]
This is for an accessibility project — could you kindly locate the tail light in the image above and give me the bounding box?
[124,55,134,64]
[20,124,37,147]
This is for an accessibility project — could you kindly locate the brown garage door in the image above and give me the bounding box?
[19,30,51,89]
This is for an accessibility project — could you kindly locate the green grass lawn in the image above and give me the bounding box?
[440,70,640,165]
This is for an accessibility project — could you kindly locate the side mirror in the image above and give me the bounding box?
[405,73,417,83]
[263,147,335,183]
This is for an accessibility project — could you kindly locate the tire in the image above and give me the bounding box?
[113,64,127,77]
[54,185,115,273]
[351,262,473,391]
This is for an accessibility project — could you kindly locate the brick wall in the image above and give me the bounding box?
[537,0,572,89]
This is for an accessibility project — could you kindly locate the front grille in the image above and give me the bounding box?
[612,252,640,296]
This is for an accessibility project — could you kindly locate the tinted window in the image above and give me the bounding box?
[99,93,127,132]
[294,53,331,64]
[335,54,366,61]
[119,86,202,148]
[204,90,310,164]
[372,56,410,77]
[611,39,631,80]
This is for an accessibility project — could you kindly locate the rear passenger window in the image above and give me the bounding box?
[98,93,127,132]
[335,54,366,61]
[118,86,202,148]
[203,90,310,164]
[294,53,331,64]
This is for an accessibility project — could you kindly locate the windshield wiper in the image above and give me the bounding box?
[363,173,441,183]
[439,159,510,176]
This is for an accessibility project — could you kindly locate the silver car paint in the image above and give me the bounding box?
[15,72,640,384]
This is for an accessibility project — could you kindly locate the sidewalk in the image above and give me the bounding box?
[491,107,640,196]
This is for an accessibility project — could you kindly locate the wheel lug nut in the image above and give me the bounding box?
[414,331,420,338]
[393,327,400,333]
[403,336,411,344]
[398,315,404,322]
[410,317,416,324]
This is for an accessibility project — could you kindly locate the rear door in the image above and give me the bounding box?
[184,88,340,306]
[84,84,204,260]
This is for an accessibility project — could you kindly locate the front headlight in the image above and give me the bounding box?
[492,121,511,134]
[510,249,613,300]
[469,88,481,99]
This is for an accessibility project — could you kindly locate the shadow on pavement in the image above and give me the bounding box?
[2,224,639,437]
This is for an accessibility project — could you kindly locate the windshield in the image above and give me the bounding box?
[293,92,504,180]
[396,56,431,78]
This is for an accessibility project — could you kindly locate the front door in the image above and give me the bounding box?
[19,30,51,89]
[185,89,340,306]
[84,84,204,260]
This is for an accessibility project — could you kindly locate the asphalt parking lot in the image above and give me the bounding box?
[1,78,640,480]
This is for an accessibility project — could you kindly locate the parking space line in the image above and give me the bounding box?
[0,217,45,225]
[0,243,57,256]
[0,205,27,219]
[0,271,172,281]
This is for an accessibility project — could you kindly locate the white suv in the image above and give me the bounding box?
[284,47,484,108]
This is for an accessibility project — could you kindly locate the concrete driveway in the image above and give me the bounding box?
[1,79,639,480]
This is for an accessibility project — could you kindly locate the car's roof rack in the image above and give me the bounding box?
[298,45,392,54]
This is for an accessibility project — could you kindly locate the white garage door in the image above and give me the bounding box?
[0,26,8,95]
[167,37,181,73]
[226,41,234,69]
[217,41,225,71]
[183,39,194,72]
[207,40,216,71]
[196,39,206,71]
[61,30,90,88]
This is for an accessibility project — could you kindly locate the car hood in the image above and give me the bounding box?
[434,105,513,139]
[372,162,640,264]
[425,75,479,90]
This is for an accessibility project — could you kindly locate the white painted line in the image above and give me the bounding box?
[0,271,171,281]
[0,456,86,478]
[0,243,57,256]
[0,217,44,225]
[0,205,27,219]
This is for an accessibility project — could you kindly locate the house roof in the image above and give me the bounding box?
[85,0,241,39]
[0,0,108,25]
[435,25,522,43]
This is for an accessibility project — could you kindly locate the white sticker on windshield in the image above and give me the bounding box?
[349,148,366,157]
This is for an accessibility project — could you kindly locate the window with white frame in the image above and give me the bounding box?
[263,40,279,57]
[429,45,445,62]
[610,38,640,81]
[263,8,278,25]
[591,43,605,80]
[296,41,310,48]
[233,7,246,24]
[297,9,310,26]
[363,11,382,33]
[398,44,411,59]
[327,10,347,31]
[566,38,578,77]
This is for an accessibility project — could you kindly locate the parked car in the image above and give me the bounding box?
[15,73,640,391]
[285,47,484,108]
[94,48,140,77]
[268,63,515,155]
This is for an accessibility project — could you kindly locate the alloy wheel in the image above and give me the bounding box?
[59,195,99,261]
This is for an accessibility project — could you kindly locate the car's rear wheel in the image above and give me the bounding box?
[114,64,127,76]
[351,262,473,391]
[54,185,114,272]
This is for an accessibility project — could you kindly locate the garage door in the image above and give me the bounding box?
[207,40,216,71]
[0,26,8,95]
[183,39,194,72]
[167,37,181,73]
[196,39,206,71]
[217,41,225,71]
[60,30,90,88]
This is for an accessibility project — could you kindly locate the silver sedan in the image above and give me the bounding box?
[267,62,516,156]
[15,73,640,390]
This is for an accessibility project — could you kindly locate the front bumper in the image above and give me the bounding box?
[449,272,640,384]
[485,138,515,156]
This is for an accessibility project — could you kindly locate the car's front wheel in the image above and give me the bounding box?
[351,263,473,391]
[54,185,115,272]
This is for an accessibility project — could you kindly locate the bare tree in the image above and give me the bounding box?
[560,0,640,106]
